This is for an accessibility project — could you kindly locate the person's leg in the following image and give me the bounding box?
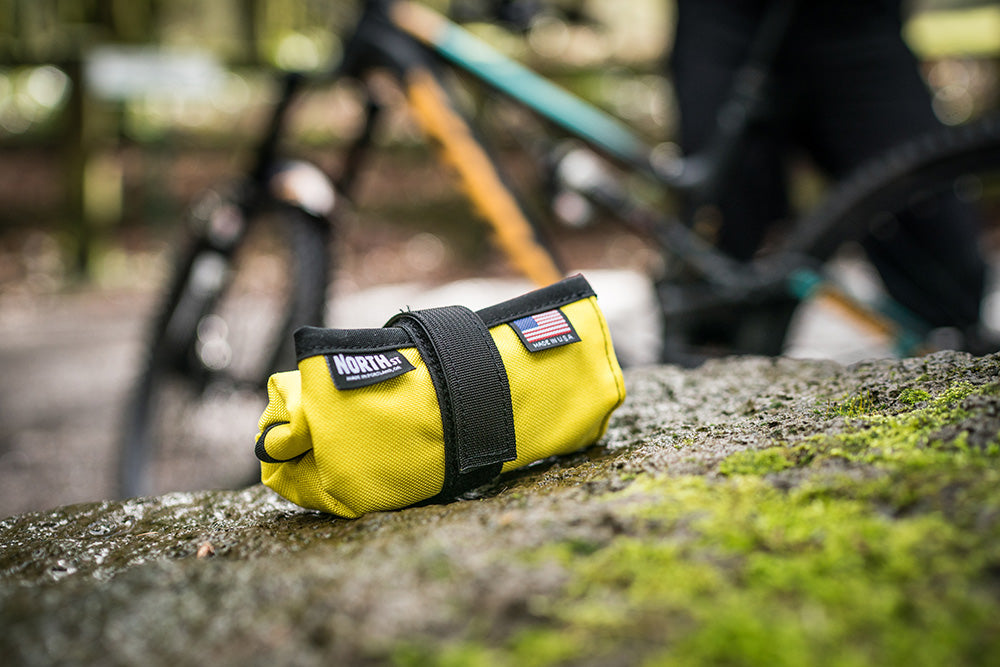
[667,0,806,356]
[671,0,789,260]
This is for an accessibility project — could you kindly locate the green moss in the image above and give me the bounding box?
[519,473,998,666]
[898,387,931,405]
[391,625,592,667]
[718,447,795,476]
[728,381,999,478]
[825,389,883,418]
[392,643,502,667]
[718,379,988,478]
[388,380,1000,666]
[506,629,590,666]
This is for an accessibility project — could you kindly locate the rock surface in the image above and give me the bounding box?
[2,351,999,666]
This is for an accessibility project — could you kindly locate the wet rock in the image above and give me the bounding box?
[1,351,998,666]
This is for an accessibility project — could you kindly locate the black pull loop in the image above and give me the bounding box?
[388,305,517,498]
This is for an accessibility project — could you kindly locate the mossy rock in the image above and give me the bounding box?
[1,351,999,666]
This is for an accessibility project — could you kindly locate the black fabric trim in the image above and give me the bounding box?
[295,326,411,362]
[293,275,596,361]
[388,306,517,498]
[255,421,305,463]
[477,274,595,327]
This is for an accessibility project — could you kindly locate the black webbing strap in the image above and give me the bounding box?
[388,306,517,498]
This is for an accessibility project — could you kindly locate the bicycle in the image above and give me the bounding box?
[117,0,1000,498]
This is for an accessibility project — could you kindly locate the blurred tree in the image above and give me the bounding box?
[0,0,350,278]
[2,1,159,276]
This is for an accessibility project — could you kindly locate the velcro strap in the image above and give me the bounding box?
[388,306,517,498]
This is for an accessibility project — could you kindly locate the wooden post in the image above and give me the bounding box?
[62,57,92,280]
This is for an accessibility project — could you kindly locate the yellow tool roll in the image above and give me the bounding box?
[255,274,626,517]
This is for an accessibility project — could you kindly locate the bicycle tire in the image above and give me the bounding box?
[118,192,330,498]
[784,115,1000,328]
[660,115,1000,363]
[789,114,1000,260]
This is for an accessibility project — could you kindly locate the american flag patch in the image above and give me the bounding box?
[509,308,580,352]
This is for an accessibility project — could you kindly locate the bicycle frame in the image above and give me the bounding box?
[117,0,998,499]
[391,1,652,170]
[261,0,933,357]
[386,0,753,283]
[321,0,751,283]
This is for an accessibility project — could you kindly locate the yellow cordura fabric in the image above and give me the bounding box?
[256,291,625,518]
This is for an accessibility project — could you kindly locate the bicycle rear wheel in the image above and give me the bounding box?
[782,112,1000,260]
[118,192,330,498]
[786,117,1000,353]
[658,116,1000,364]
[787,114,1000,349]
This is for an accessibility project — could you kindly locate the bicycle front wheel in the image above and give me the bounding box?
[118,195,330,498]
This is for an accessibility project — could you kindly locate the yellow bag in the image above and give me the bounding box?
[255,274,626,517]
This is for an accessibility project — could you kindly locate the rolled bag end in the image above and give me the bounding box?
[255,370,363,519]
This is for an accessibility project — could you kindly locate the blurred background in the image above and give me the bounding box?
[1,0,999,518]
